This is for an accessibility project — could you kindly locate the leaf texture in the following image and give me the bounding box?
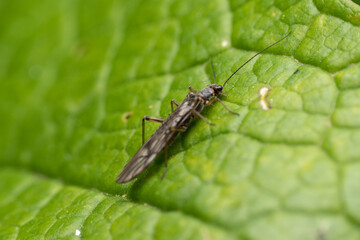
[1,0,360,239]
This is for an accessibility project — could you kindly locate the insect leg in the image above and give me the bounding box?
[142,116,165,145]
[210,97,239,115]
[171,99,180,112]
[191,109,215,126]
[206,98,217,106]
[161,147,168,180]
[189,86,197,93]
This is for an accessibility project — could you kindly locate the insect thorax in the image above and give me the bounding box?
[197,87,214,100]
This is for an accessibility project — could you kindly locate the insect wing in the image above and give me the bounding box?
[116,99,194,183]
[116,145,157,183]
[116,120,179,183]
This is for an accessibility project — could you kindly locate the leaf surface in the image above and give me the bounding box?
[1,0,360,239]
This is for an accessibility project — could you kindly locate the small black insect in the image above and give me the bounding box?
[116,33,291,183]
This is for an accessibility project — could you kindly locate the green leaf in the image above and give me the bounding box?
[1,0,360,239]
[0,168,236,239]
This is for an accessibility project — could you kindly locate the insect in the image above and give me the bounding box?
[116,33,291,183]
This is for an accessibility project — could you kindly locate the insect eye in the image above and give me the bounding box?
[215,85,223,91]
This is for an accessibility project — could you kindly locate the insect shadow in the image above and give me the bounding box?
[116,32,291,184]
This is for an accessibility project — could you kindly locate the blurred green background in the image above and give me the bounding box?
[1,0,360,239]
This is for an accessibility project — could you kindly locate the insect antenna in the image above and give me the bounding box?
[211,59,216,84]
[222,32,291,87]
